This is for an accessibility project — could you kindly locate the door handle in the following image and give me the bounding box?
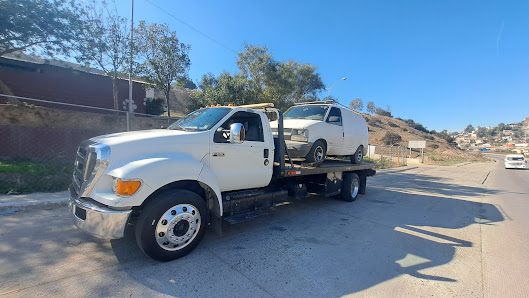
[264,149,269,158]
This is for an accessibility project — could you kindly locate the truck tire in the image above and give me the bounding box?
[306,140,326,163]
[135,189,208,262]
[341,172,360,202]
[350,146,364,164]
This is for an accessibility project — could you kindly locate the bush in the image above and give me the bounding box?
[381,132,402,145]
[424,135,435,140]
[145,98,165,115]
[375,108,392,117]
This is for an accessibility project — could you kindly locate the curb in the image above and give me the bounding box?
[0,197,68,213]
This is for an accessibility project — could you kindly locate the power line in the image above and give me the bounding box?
[142,0,238,54]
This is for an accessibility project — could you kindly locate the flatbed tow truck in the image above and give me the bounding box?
[69,103,377,261]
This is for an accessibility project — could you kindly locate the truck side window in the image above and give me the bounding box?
[326,107,342,126]
[214,111,264,143]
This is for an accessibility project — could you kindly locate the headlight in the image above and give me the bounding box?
[291,129,309,142]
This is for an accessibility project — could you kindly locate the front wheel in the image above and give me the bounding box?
[135,190,208,262]
[306,140,326,163]
[341,173,360,202]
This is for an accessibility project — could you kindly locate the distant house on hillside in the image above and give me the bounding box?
[0,53,146,113]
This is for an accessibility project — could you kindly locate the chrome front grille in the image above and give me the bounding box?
[71,141,110,197]
[271,127,292,140]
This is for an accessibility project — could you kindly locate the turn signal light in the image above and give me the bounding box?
[114,180,141,196]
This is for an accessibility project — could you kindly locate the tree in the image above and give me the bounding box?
[464,124,475,133]
[135,21,190,118]
[366,101,376,114]
[381,132,402,145]
[0,0,85,57]
[192,44,325,111]
[75,0,129,110]
[375,107,392,117]
[175,77,197,89]
[349,98,363,111]
[190,72,249,110]
[236,44,324,110]
[476,126,487,138]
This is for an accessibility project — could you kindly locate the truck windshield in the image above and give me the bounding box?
[507,157,524,161]
[284,105,329,121]
[168,107,231,131]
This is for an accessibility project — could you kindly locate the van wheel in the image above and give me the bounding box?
[135,190,208,262]
[351,146,364,164]
[306,140,326,163]
[342,173,360,202]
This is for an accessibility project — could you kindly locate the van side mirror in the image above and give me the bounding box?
[230,123,245,144]
[328,116,341,123]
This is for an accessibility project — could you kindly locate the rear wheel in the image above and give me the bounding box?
[306,140,326,163]
[135,190,208,262]
[351,146,364,164]
[341,173,360,202]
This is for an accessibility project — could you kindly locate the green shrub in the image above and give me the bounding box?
[145,98,165,115]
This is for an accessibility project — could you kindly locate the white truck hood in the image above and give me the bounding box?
[90,129,210,162]
[270,119,322,129]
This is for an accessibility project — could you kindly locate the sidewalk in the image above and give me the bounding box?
[0,190,69,213]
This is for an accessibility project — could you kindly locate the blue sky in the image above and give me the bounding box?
[112,0,529,132]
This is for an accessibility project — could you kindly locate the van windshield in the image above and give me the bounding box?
[507,157,524,161]
[284,105,329,121]
[168,107,230,131]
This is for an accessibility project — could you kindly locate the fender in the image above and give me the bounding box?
[91,154,223,216]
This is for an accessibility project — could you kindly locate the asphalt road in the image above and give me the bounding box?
[0,158,527,297]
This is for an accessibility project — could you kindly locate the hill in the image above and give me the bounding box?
[362,113,488,165]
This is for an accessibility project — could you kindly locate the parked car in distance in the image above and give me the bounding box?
[504,154,526,169]
[270,101,368,163]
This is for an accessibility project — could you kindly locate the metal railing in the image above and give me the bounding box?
[0,94,179,194]
[366,145,408,168]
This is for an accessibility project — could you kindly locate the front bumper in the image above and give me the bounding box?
[69,188,132,239]
[285,140,313,158]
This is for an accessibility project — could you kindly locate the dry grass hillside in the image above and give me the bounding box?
[362,113,488,165]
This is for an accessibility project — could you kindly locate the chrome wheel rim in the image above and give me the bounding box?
[314,146,324,161]
[155,204,201,251]
[351,178,359,198]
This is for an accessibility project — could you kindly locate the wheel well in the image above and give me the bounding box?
[130,180,212,223]
[316,138,327,149]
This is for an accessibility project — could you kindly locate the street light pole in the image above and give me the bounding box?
[326,77,347,97]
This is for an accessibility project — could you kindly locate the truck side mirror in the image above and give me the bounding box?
[230,123,245,144]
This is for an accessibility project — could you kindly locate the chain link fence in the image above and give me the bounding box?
[366,145,408,168]
[0,94,178,194]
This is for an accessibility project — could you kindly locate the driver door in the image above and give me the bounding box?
[208,111,273,192]
[325,107,344,155]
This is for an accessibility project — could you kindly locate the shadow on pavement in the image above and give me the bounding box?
[105,172,504,296]
[0,171,505,296]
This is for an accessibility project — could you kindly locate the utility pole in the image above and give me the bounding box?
[126,0,134,131]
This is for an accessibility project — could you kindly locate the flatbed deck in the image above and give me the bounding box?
[274,159,377,177]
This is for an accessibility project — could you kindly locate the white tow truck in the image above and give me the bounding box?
[69,103,377,261]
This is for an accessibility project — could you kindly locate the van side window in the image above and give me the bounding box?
[326,107,342,126]
[214,111,264,143]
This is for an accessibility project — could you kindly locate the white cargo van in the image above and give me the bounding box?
[270,101,368,163]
